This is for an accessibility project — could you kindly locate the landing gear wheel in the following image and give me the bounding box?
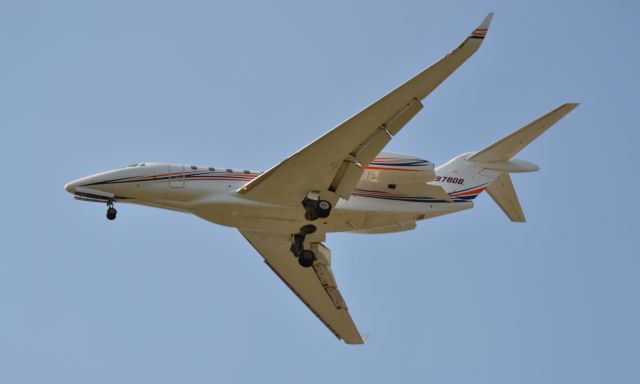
[316,200,332,218]
[106,206,117,221]
[299,224,317,234]
[301,197,332,221]
[298,250,316,268]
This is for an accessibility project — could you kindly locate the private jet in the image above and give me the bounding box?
[65,13,578,344]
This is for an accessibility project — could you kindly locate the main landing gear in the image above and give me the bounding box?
[290,224,317,268]
[293,193,331,267]
[106,201,117,221]
[302,196,332,221]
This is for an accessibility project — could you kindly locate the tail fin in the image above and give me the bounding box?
[435,103,579,221]
[485,173,525,222]
[472,103,579,221]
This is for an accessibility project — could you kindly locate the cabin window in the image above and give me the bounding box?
[191,165,197,170]
[226,168,233,173]
[388,184,397,189]
[244,170,250,174]
[208,167,215,172]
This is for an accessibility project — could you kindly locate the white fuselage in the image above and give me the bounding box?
[65,162,474,235]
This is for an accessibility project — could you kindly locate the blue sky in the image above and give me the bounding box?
[1,1,638,383]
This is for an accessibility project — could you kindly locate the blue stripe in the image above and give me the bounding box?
[370,160,429,167]
[352,189,469,204]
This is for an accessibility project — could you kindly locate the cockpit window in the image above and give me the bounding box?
[127,163,138,167]
[208,167,215,172]
[226,168,233,173]
[190,165,197,170]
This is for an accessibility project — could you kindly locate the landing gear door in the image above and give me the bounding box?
[169,165,185,188]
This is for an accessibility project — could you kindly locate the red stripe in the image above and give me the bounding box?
[174,177,255,182]
[450,187,486,197]
[145,171,258,180]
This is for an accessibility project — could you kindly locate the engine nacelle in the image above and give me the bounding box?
[360,152,435,184]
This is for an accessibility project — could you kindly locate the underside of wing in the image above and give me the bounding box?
[239,230,364,345]
[239,13,493,206]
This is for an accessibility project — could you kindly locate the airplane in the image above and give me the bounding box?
[64,13,578,344]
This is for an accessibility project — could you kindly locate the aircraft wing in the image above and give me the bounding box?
[239,13,493,206]
[239,230,365,345]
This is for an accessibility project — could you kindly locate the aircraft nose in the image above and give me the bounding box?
[64,177,90,194]
[64,180,78,194]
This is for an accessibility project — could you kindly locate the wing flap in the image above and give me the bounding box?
[353,128,393,168]
[330,160,364,199]
[384,98,424,136]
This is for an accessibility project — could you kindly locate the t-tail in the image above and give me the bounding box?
[433,103,579,221]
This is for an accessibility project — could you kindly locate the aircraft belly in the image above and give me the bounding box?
[189,193,472,234]
[335,197,473,232]
[191,196,304,233]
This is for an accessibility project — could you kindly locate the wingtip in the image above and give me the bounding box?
[470,13,493,39]
[562,102,580,112]
[480,12,494,29]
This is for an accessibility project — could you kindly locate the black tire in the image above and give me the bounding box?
[298,250,315,268]
[316,200,332,218]
[299,224,317,234]
[106,207,117,221]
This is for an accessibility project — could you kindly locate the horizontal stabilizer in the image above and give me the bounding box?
[469,103,579,162]
[486,173,525,222]
[471,158,539,173]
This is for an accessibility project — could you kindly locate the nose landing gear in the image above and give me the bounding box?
[106,201,117,221]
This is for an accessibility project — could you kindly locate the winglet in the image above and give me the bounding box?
[469,12,494,40]
[446,13,493,59]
